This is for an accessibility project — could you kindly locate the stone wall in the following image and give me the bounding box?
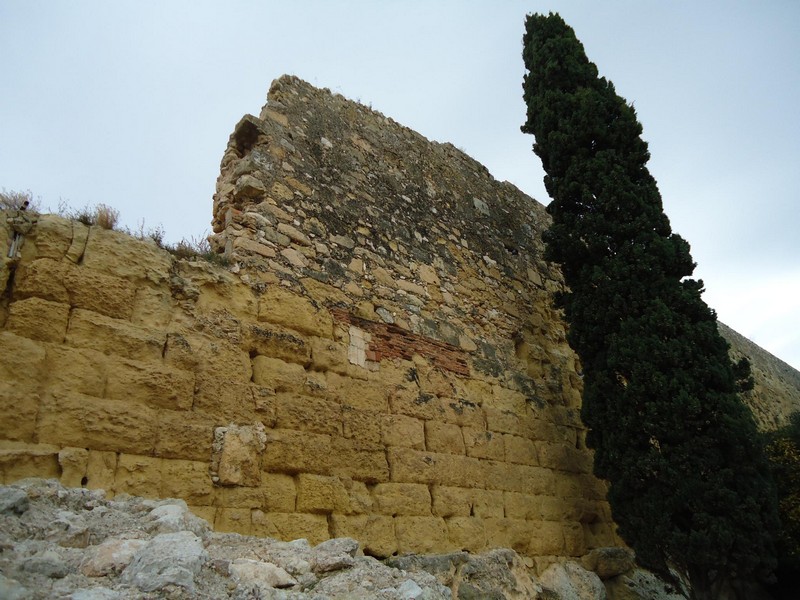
[1,75,798,569]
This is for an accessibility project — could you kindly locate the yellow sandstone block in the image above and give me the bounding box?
[0,385,39,442]
[114,454,162,498]
[342,407,382,448]
[215,507,252,535]
[0,441,60,484]
[395,516,449,554]
[431,486,472,518]
[329,437,390,483]
[528,520,567,556]
[484,518,534,554]
[262,429,333,476]
[66,309,164,362]
[262,473,297,512]
[37,391,158,456]
[252,355,306,392]
[6,297,70,342]
[58,447,89,488]
[484,461,556,495]
[0,331,46,392]
[424,421,465,455]
[12,258,69,303]
[64,265,136,319]
[325,372,388,412]
[160,459,215,506]
[330,514,396,558]
[380,414,424,450]
[81,226,172,285]
[105,358,194,411]
[85,450,117,494]
[275,393,342,436]
[258,286,333,339]
[43,345,108,398]
[462,427,504,460]
[371,483,432,516]
[258,512,329,545]
[154,410,214,462]
[26,214,73,260]
[445,517,486,553]
[503,434,538,466]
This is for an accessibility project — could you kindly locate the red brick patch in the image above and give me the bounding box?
[331,308,469,376]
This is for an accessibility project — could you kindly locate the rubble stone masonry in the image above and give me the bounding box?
[1,76,797,569]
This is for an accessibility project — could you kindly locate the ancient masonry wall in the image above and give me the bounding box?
[1,75,795,567]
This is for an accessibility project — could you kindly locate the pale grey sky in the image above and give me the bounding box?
[1,1,798,370]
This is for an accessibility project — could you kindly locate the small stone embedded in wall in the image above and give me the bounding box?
[211,423,267,487]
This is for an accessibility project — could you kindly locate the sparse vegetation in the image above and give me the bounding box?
[0,188,40,211]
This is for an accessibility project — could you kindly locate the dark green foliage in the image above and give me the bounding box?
[766,413,800,596]
[521,13,778,597]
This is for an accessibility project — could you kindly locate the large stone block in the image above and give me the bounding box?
[463,427,504,460]
[154,410,214,462]
[131,286,174,329]
[43,345,108,398]
[106,358,195,411]
[66,309,165,362]
[262,429,333,476]
[296,473,343,514]
[215,507,252,535]
[387,447,485,488]
[245,323,311,365]
[81,226,172,285]
[26,214,74,260]
[380,414,424,450]
[252,355,306,392]
[330,514,396,558]
[528,521,567,556]
[114,454,163,498]
[85,449,117,493]
[0,385,39,442]
[395,516,449,554]
[58,447,89,487]
[431,486,472,518]
[325,372,388,412]
[37,391,158,455]
[445,517,486,553]
[274,393,342,436]
[192,378,255,423]
[342,407,382,448]
[64,265,137,319]
[504,492,544,521]
[504,434,538,466]
[262,473,297,512]
[329,437,390,483]
[0,441,60,484]
[160,459,215,506]
[12,258,69,302]
[258,286,333,339]
[484,461,556,495]
[6,297,70,342]
[484,518,534,555]
[371,483,432,516]
[253,512,329,545]
[424,421,465,455]
[0,331,46,393]
[211,423,267,487]
[471,489,505,518]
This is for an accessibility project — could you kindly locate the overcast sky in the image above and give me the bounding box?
[1,1,798,371]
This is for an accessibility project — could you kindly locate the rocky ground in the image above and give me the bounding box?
[0,479,687,599]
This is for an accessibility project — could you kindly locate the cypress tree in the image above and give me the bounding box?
[521,13,778,599]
